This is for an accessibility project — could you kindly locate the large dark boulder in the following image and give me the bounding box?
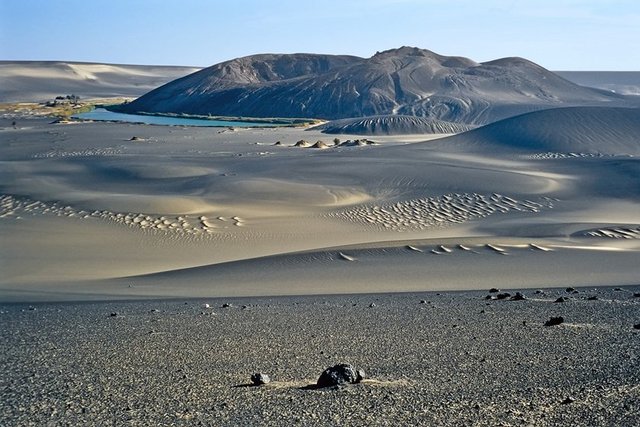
[317,364,365,388]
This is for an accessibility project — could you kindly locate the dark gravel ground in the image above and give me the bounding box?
[1,286,639,426]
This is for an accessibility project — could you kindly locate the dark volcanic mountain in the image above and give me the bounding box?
[119,47,629,125]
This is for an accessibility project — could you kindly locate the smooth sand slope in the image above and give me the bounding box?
[1,105,639,301]
[0,61,201,102]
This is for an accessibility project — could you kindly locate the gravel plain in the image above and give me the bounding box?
[1,286,639,426]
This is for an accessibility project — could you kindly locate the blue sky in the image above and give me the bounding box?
[1,0,638,70]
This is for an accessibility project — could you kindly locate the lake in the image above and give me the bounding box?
[73,108,286,127]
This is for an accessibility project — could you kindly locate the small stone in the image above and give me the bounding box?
[633,323,640,330]
[203,303,210,309]
[565,287,576,293]
[586,296,598,301]
[614,287,623,291]
[561,396,575,405]
[510,292,526,301]
[633,292,640,298]
[554,297,567,303]
[489,288,500,293]
[420,300,428,304]
[110,312,118,317]
[369,303,376,308]
[222,303,232,308]
[544,316,564,327]
[250,373,270,386]
[496,293,511,300]
[317,364,363,388]
[535,290,544,294]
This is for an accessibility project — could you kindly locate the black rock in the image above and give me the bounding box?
[489,288,500,293]
[614,287,623,291]
[535,290,544,294]
[565,287,576,293]
[554,297,567,303]
[485,295,496,300]
[633,324,640,330]
[586,296,598,301]
[561,396,575,404]
[221,303,232,308]
[510,292,526,301]
[250,373,270,386]
[544,316,564,327]
[369,303,376,308]
[110,312,118,317]
[317,364,365,388]
[496,293,511,300]
[633,292,640,298]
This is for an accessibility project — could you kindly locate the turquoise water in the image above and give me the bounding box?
[73,108,284,127]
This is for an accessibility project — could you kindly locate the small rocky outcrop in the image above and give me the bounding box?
[317,364,365,388]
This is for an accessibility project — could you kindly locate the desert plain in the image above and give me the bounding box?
[1,60,639,425]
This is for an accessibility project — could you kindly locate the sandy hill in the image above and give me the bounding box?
[314,115,474,135]
[0,61,201,102]
[428,106,640,156]
[118,46,632,124]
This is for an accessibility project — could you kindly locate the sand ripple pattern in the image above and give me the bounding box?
[0,194,244,237]
[581,227,640,239]
[33,147,124,158]
[524,152,620,160]
[329,193,554,231]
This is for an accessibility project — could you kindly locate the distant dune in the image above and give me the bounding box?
[119,46,633,124]
[0,61,201,102]
[434,106,640,155]
[314,115,475,135]
[556,71,640,96]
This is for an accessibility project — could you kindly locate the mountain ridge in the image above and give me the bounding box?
[117,47,632,124]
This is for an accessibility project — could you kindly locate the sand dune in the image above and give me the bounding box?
[427,106,640,155]
[0,61,200,102]
[1,103,639,301]
[315,115,474,135]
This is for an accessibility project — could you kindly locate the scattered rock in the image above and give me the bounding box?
[222,303,232,308]
[510,292,526,301]
[250,373,271,386]
[565,287,576,293]
[496,293,511,300]
[614,287,623,291]
[294,139,310,147]
[317,364,365,388]
[555,297,568,303]
[535,290,544,294]
[634,324,640,330]
[129,136,142,141]
[273,141,281,146]
[633,292,640,298]
[420,300,428,304]
[310,140,330,149]
[110,312,118,317]
[544,316,564,327]
[488,288,500,293]
[561,396,575,405]
[203,303,211,309]
[369,303,376,308]
[586,296,598,301]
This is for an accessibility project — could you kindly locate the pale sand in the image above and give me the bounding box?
[1,112,639,301]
